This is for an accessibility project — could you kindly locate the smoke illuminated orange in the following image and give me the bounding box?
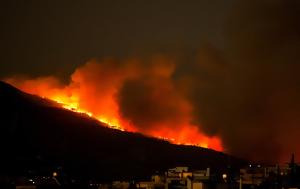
[5,58,223,151]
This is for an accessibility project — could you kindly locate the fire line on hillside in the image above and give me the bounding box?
[5,59,223,151]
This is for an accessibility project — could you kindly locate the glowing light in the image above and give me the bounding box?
[222,174,227,180]
[53,172,58,177]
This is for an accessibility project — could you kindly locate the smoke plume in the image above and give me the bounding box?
[187,0,300,162]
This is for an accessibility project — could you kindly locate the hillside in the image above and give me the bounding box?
[0,81,246,180]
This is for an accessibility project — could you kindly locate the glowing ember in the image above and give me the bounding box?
[5,59,223,151]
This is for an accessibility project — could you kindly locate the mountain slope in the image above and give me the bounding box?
[0,81,246,180]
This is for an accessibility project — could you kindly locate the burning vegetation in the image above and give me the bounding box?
[5,57,223,151]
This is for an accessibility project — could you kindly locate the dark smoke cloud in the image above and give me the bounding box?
[187,0,300,162]
[115,0,300,161]
[117,56,192,132]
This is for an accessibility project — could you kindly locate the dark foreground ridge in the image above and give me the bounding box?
[0,81,246,180]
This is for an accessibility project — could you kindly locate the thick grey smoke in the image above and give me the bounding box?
[118,0,300,162]
[188,0,300,162]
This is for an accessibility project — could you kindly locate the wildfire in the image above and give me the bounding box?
[5,59,223,151]
[42,91,125,131]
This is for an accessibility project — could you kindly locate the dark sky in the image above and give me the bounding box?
[0,0,234,79]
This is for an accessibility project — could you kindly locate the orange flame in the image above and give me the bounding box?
[5,58,223,151]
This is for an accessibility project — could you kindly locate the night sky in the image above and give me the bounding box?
[2,0,300,162]
[0,0,234,79]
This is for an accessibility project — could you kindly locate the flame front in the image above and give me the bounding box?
[50,94,124,130]
[5,58,223,151]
